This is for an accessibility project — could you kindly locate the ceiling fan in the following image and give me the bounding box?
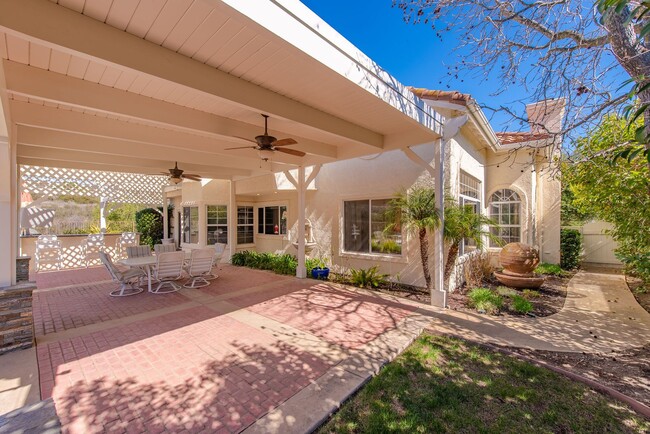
[225,114,305,160]
[160,162,201,184]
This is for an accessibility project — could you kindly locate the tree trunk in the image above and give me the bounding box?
[443,242,460,290]
[418,227,431,289]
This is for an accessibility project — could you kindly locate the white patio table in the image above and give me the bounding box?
[119,251,191,293]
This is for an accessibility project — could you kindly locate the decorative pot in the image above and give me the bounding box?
[499,242,540,276]
[311,267,330,280]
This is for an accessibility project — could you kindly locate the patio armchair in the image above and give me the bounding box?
[99,252,145,297]
[83,234,105,267]
[183,248,215,288]
[35,235,62,271]
[151,251,185,294]
[204,243,226,280]
[117,232,138,257]
[126,245,152,258]
[154,243,176,255]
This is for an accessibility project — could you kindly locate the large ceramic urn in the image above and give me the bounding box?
[499,242,540,277]
[494,242,544,289]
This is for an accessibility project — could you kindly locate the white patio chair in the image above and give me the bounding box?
[117,232,138,257]
[204,243,226,280]
[35,235,62,271]
[151,251,185,294]
[126,245,152,258]
[99,252,145,297]
[84,233,105,267]
[154,243,176,255]
[183,248,215,288]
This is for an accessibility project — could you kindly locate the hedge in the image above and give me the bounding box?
[135,208,163,248]
[560,228,582,270]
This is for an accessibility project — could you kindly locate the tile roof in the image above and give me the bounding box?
[496,132,551,145]
[408,87,471,106]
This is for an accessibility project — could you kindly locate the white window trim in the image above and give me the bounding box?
[256,203,289,237]
[182,205,200,246]
[488,190,522,247]
[236,204,255,246]
[339,196,406,259]
[206,204,228,245]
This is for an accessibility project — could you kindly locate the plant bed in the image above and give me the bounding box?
[448,273,570,317]
[330,272,432,303]
[317,334,649,433]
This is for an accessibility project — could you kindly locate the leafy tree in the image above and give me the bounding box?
[564,115,650,285]
[561,185,592,226]
[443,200,499,289]
[387,186,440,289]
[135,208,164,248]
[394,0,650,165]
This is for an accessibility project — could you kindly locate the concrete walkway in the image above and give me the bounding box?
[431,270,650,353]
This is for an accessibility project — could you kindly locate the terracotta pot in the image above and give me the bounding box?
[499,242,540,276]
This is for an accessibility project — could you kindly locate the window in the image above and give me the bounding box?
[257,206,287,235]
[489,189,521,246]
[237,206,254,245]
[206,205,227,245]
[182,206,199,244]
[343,199,401,255]
[458,171,482,255]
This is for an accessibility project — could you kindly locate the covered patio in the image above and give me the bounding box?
[27,264,432,433]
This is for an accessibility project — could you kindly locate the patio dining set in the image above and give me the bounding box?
[101,243,226,297]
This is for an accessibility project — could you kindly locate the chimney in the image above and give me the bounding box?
[526,98,565,134]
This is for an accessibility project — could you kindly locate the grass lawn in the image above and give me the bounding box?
[319,334,649,433]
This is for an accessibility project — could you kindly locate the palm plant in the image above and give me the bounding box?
[443,199,500,289]
[386,187,440,289]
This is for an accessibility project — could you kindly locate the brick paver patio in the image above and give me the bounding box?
[31,264,422,433]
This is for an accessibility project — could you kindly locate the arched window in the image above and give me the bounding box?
[489,189,521,247]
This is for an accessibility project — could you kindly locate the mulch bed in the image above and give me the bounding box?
[447,274,569,317]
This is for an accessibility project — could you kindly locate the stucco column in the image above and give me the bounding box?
[161,186,169,240]
[433,138,446,306]
[99,196,107,233]
[0,136,17,287]
[226,180,237,262]
[296,166,306,278]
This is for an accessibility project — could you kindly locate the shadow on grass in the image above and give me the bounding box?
[319,334,650,434]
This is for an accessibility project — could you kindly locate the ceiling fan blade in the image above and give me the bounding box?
[224,145,257,150]
[183,175,202,181]
[272,138,298,147]
[276,147,306,157]
[232,136,257,144]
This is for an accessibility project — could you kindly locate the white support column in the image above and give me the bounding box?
[99,196,107,233]
[161,186,169,240]
[433,137,446,307]
[432,115,468,308]
[227,180,237,263]
[0,136,17,287]
[296,166,306,278]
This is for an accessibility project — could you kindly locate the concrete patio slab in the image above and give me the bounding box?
[0,347,40,415]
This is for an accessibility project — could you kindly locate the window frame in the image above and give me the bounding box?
[341,197,403,257]
[256,205,288,236]
[206,204,228,245]
[182,206,199,245]
[458,171,482,256]
[236,205,255,246]
[488,189,522,247]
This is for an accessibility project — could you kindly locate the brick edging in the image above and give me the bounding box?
[436,332,650,419]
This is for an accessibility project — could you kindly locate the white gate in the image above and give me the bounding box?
[568,221,622,266]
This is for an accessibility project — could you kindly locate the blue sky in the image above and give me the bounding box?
[300,1,540,132]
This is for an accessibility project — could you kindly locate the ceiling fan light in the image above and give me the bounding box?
[170,176,183,184]
[259,149,274,161]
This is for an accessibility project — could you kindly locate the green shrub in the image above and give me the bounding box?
[496,286,517,297]
[231,251,250,266]
[616,250,650,291]
[350,266,389,288]
[511,295,533,314]
[135,208,163,248]
[522,289,541,299]
[535,262,568,277]
[467,288,503,314]
[230,251,323,277]
[560,229,582,270]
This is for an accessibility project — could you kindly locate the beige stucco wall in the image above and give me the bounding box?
[485,150,560,264]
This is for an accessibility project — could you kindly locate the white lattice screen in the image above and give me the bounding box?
[20,165,169,205]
